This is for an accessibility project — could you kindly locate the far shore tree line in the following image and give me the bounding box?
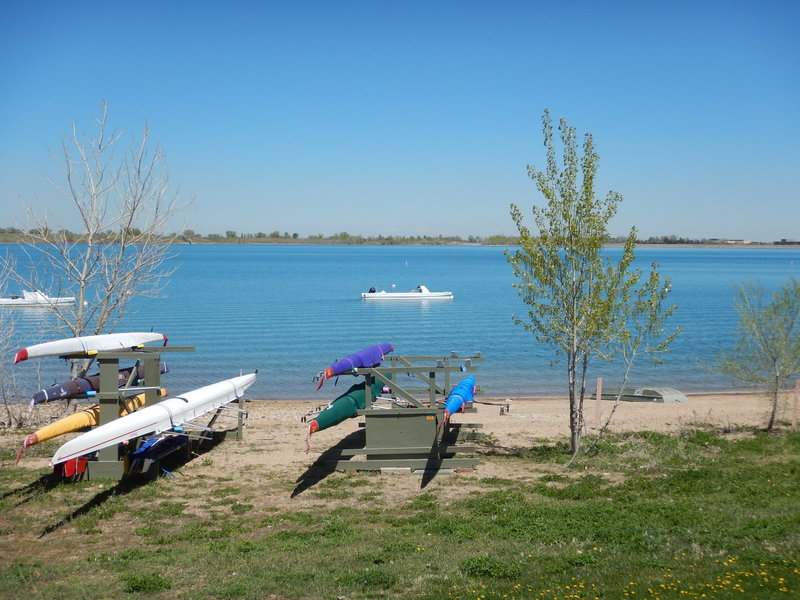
[0,227,795,247]
[1,103,798,455]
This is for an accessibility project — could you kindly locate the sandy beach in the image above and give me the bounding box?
[241,390,795,472]
[0,389,796,527]
[6,390,796,480]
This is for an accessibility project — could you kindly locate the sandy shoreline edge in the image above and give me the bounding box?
[5,390,797,478]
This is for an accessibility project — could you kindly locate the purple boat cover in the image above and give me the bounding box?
[316,343,394,390]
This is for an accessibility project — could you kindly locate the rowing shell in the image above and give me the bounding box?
[14,332,167,364]
[31,362,169,404]
[50,372,256,465]
[315,343,393,390]
[308,376,388,435]
[15,389,167,463]
[437,375,476,435]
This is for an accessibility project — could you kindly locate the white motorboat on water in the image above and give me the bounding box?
[0,290,76,308]
[361,285,453,300]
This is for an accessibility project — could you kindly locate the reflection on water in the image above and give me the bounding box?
[2,307,59,327]
[362,298,452,316]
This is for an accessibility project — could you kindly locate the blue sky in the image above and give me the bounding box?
[1,1,797,241]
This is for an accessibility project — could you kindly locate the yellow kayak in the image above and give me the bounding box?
[16,390,167,462]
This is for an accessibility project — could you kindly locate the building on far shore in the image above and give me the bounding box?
[708,238,753,245]
[774,238,800,245]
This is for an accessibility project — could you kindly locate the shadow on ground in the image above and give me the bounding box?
[291,429,365,497]
[14,430,231,538]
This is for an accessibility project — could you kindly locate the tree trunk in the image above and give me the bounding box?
[767,381,779,432]
[568,353,580,454]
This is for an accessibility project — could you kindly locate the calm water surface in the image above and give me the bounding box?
[4,244,799,400]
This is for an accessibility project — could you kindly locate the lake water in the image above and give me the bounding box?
[3,244,800,401]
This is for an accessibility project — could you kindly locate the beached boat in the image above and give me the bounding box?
[0,290,75,307]
[361,285,453,300]
[593,387,688,403]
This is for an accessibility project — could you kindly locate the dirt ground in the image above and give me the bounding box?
[6,390,796,480]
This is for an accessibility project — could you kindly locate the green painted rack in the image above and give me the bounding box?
[79,346,195,480]
[326,352,484,472]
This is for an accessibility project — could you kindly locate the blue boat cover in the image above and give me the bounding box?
[444,375,476,415]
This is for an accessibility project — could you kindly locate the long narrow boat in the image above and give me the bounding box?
[593,387,688,403]
[315,343,393,390]
[50,373,256,465]
[308,376,388,435]
[31,363,169,404]
[437,375,476,435]
[14,332,167,364]
[15,389,167,462]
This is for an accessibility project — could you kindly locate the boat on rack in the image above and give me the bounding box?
[50,372,257,465]
[14,331,168,363]
[315,343,393,390]
[16,389,168,463]
[361,285,453,300]
[30,362,169,404]
[0,290,75,307]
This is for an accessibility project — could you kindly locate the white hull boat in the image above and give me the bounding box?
[51,372,257,465]
[0,290,75,308]
[361,285,453,300]
[14,331,168,363]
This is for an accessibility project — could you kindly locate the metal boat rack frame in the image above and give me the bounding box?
[327,352,485,472]
[60,345,247,480]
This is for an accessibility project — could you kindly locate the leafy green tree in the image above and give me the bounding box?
[710,278,800,432]
[507,110,678,455]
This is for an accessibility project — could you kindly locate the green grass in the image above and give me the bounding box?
[1,430,798,599]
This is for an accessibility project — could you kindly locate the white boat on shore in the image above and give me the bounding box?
[0,290,76,308]
[361,285,453,300]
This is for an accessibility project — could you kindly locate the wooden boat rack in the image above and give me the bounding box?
[325,352,485,472]
[81,346,248,480]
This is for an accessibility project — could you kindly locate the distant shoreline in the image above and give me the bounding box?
[2,237,797,249]
[606,242,799,249]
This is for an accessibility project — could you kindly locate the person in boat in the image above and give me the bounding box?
[415,285,422,292]
[368,287,376,293]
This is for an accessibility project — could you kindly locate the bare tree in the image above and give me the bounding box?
[6,102,189,375]
[0,258,25,426]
